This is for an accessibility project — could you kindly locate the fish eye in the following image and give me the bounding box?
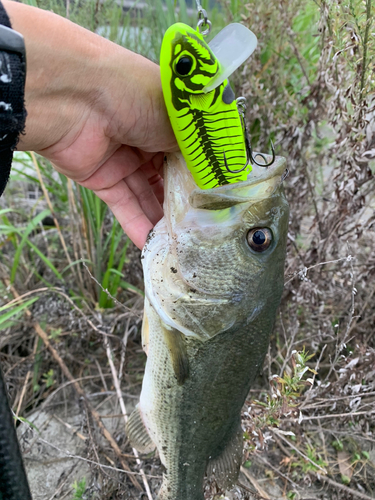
[175,56,193,76]
[247,228,273,253]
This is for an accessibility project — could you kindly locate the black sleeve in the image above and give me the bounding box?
[0,0,27,196]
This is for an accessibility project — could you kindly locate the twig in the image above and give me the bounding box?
[103,335,153,500]
[287,409,375,422]
[285,255,353,285]
[279,318,298,377]
[5,281,143,492]
[36,435,161,479]
[47,464,76,500]
[240,466,272,499]
[301,344,327,407]
[310,344,326,388]
[271,429,327,474]
[325,250,357,382]
[66,178,87,294]
[52,414,88,441]
[82,261,129,312]
[347,286,375,337]
[304,425,375,444]
[255,455,300,490]
[15,335,39,419]
[40,375,113,409]
[303,391,375,409]
[317,473,375,500]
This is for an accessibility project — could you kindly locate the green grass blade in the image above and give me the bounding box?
[24,239,64,282]
[10,209,51,283]
[120,280,145,297]
[61,259,93,275]
[0,297,39,327]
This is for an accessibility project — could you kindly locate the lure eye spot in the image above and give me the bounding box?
[247,228,272,253]
[175,56,193,76]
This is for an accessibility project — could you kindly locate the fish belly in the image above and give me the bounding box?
[139,299,274,500]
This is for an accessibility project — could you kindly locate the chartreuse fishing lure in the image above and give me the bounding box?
[160,20,274,190]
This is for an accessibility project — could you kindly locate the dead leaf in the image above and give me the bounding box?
[337,451,353,480]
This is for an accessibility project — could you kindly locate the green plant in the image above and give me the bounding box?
[42,369,55,388]
[0,297,38,330]
[332,439,344,452]
[291,444,328,474]
[341,474,351,485]
[49,327,62,340]
[250,348,316,429]
[71,478,86,500]
[0,207,63,286]
[1,152,136,308]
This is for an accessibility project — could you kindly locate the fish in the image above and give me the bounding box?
[160,23,251,189]
[126,152,289,500]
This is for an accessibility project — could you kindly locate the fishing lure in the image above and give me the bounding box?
[160,22,251,189]
[160,11,276,191]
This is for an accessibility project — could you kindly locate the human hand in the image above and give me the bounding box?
[4,0,177,249]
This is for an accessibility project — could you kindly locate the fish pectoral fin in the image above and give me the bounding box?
[163,326,190,386]
[206,422,243,489]
[126,405,155,454]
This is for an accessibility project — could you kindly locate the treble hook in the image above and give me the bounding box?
[224,97,275,174]
[248,139,275,168]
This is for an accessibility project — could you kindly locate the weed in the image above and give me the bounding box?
[243,348,316,434]
[42,369,55,388]
[291,444,328,475]
[71,478,86,500]
[49,327,62,340]
[0,296,38,330]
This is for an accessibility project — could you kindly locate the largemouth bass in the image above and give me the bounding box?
[126,153,289,499]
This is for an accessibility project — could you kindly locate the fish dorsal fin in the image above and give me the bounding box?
[206,422,243,489]
[126,405,156,454]
[163,326,190,385]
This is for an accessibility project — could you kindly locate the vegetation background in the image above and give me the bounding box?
[0,0,374,499]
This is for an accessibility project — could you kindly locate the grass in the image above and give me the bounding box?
[1,152,136,308]
[0,0,375,499]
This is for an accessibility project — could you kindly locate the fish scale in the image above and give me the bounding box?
[141,298,276,500]
[126,153,289,499]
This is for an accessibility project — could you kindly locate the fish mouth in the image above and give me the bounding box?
[188,153,287,210]
[162,152,287,230]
